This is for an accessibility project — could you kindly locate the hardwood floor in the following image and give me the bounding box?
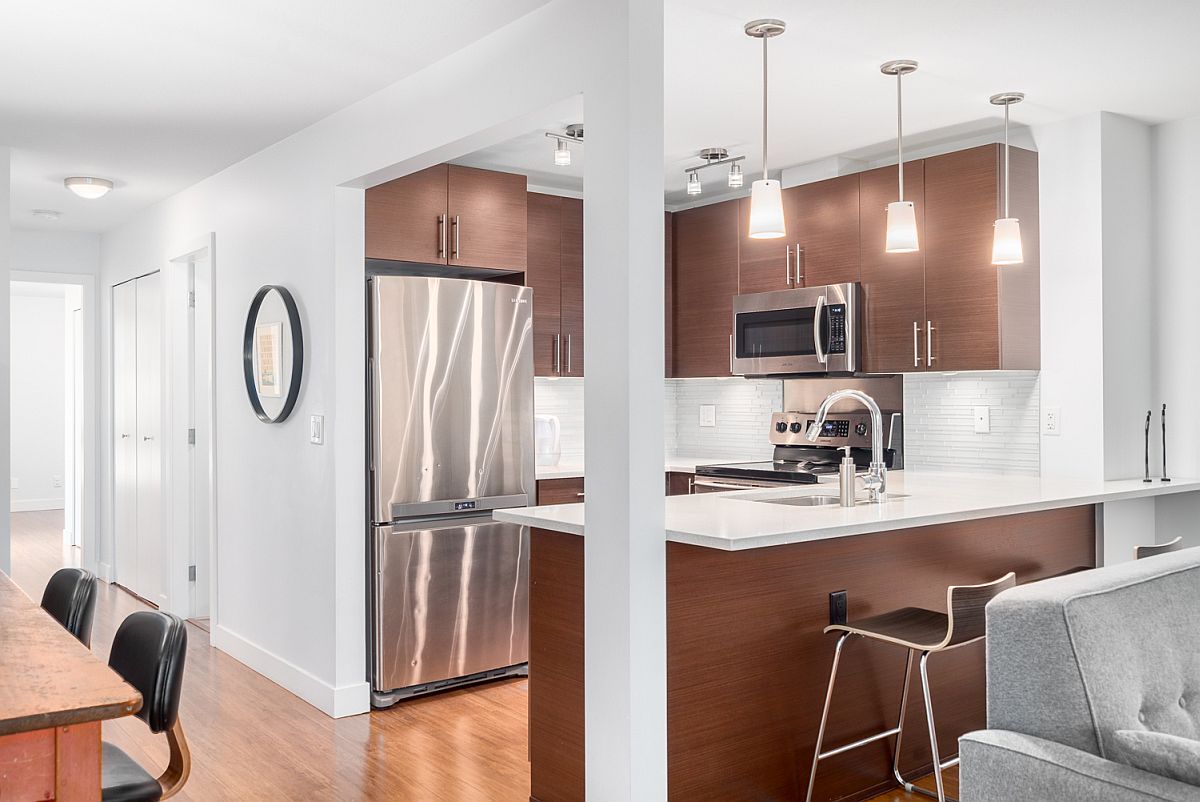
[10,510,950,801]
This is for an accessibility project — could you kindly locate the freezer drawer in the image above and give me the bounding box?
[371,515,529,694]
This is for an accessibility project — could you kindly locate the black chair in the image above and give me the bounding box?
[40,567,98,647]
[103,611,190,802]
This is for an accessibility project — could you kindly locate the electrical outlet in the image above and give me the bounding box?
[9,478,16,490]
[1043,406,1061,436]
[52,476,63,488]
[829,590,848,626]
[973,406,991,434]
[310,415,324,445]
[699,405,716,428]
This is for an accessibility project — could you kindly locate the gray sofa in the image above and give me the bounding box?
[960,548,1200,801]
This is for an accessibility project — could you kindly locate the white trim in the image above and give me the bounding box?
[211,624,370,718]
[10,498,65,512]
[95,561,113,583]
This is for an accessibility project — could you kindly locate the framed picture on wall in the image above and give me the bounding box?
[254,321,283,398]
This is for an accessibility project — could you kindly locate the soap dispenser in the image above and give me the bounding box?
[839,446,857,507]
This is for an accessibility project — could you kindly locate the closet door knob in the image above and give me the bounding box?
[142,435,154,442]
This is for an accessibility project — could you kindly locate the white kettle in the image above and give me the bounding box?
[535,414,561,467]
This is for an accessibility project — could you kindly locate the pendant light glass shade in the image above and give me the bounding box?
[728,162,744,188]
[885,201,919,253]
[554,138,571,167]
[991,217,1023,265]
[748,179,785,239]
[686,171,702,196]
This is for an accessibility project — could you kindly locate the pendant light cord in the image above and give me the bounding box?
[896,71,904,201]
[762,35,769,181]
[1003,102,1010,218]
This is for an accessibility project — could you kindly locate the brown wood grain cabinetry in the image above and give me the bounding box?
[664,211,674,377]
[527,193,584,377]
[860,161,928,373]
[559,198,584,376]
[924,144,1039,371]
[672,199,740,377]
[536,477,584,506]
[737,194,792,294]
[666,472,693,496]
[366,164,527,272]
[791,173,861,287]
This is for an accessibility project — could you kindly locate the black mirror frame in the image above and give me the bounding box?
[243,285,303,423]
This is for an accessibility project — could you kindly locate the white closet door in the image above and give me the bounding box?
[135,272,164,604]
[112,280,139,591]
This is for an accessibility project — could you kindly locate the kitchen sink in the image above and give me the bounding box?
[757,493,910,507]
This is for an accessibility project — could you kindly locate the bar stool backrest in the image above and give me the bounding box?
[943,572,1016,648]
[1135,536,1184,560]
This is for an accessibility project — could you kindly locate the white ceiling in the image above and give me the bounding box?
[464,0,1200,205]
[1,0,549,232]
[6,0,1200,231]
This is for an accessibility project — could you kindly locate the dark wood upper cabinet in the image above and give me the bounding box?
[924,144,1039,371]
[737,195,792,294]
[860,161,928,373]
[672,199,740,378]
[791,174,861,287]
[527,192,563,377]
[559,198,584,376]
[664,211,674,378]
[447,165,527,272]
[365,164,448,263]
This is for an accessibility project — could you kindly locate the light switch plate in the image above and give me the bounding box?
[699,405,716,428]
[1043,406,1061,436]
[310,414,324,445]
[52,476,63,488]
[973,406,991,434]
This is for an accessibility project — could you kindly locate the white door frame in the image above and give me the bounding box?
[11,270,99,573]
[164,234,217,622]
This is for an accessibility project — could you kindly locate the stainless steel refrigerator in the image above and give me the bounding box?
[367,275,534,707]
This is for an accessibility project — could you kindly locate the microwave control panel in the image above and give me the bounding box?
[828,304,847,353]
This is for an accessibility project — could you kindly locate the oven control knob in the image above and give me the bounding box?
[775,421,789,433]
[855,422,868,436]
[789,422,803,434]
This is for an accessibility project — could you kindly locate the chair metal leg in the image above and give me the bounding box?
[805,632,850,802]
[919,651,946,802]
[891,649,915,787]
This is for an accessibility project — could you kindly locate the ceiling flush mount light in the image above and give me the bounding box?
[31,209,61,221]
[990,92,1025,265]
[745,19,786,239]
[64,176,113,199]
[687,171,702,196]
[545,123,583,167]
[880,60,919,253]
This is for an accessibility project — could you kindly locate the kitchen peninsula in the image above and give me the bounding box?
[495,473,1200,802]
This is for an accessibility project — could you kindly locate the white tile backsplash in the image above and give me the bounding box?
[535,371,1041,475]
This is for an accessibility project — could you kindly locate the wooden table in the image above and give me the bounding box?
[0,571,142,801]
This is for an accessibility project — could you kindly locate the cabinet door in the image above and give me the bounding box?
[537,477,585,506]
[664,211,674,377]
[365,164,448,264]
[924,145,1001,371]
[860,162,927,373]
[792,174,861,287]
[112,280,139,592]
[673,200,740,377]
[559,198,584,376]
[135,272,163,605]
[448,165,528,272]
[527,193,563,377]
[738,194,792,294]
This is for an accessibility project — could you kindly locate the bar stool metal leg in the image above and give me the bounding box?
[891,649,915,787]
[805,632,850,802]
[897,651,960,802]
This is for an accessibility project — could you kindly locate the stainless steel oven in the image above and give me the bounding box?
[732,282,861,377]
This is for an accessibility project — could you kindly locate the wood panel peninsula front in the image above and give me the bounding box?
[493,472,1200,802]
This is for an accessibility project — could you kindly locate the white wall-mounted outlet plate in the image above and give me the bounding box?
[973,406,991,434]
[699,405,716,428]
[1043,406,1061,436]
[310,414,324,445]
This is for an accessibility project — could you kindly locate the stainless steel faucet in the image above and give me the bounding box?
[806,389,888,503]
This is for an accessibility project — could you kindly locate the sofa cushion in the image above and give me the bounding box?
[1111,730,1200,788]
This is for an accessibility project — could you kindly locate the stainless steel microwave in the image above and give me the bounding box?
[732,282,861,377]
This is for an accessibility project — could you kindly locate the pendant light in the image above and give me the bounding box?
[990,92,1025,265]
[880,60,919,253]
[744,19,786,239]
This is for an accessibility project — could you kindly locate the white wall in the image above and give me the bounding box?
[10,291,66,510]
[0,150,11,574]
[11,230,100,275]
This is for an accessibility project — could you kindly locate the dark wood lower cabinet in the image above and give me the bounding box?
[536,477,584,506]
[527,505,1096,802]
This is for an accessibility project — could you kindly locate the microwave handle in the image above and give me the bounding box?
[813,295,828,364]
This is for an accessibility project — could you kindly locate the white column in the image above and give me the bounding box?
[0,148,10,575]
[582,0,666,798]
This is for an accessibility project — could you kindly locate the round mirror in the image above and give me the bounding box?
[243,285,303,423]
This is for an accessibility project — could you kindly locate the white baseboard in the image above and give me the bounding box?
[211,624,369,718]
[95,562,113,583]
[11,498,66,512]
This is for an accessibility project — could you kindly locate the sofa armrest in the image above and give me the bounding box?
[959,730,1200,802]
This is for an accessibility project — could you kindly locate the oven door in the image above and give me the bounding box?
[732,282,859,376]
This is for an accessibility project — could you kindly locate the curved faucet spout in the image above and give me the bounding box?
[806,389,888,501]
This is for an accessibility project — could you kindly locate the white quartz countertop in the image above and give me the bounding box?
[495,470,1200,551]
[536,456,747,481]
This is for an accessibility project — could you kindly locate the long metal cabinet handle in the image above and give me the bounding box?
[926,321,935,367]
[795,246,804,284]
[437,214,446,259]
[452,215,461,259]
[553,334,561,374]
[785,246,793,287]
[688,476,696,494]
[566,334,572,374]
[813,295,828,364]
[913,322,921,368]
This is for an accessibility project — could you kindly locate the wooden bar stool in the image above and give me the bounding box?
[805,572,1016,802]
[1135,536,1183,560]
